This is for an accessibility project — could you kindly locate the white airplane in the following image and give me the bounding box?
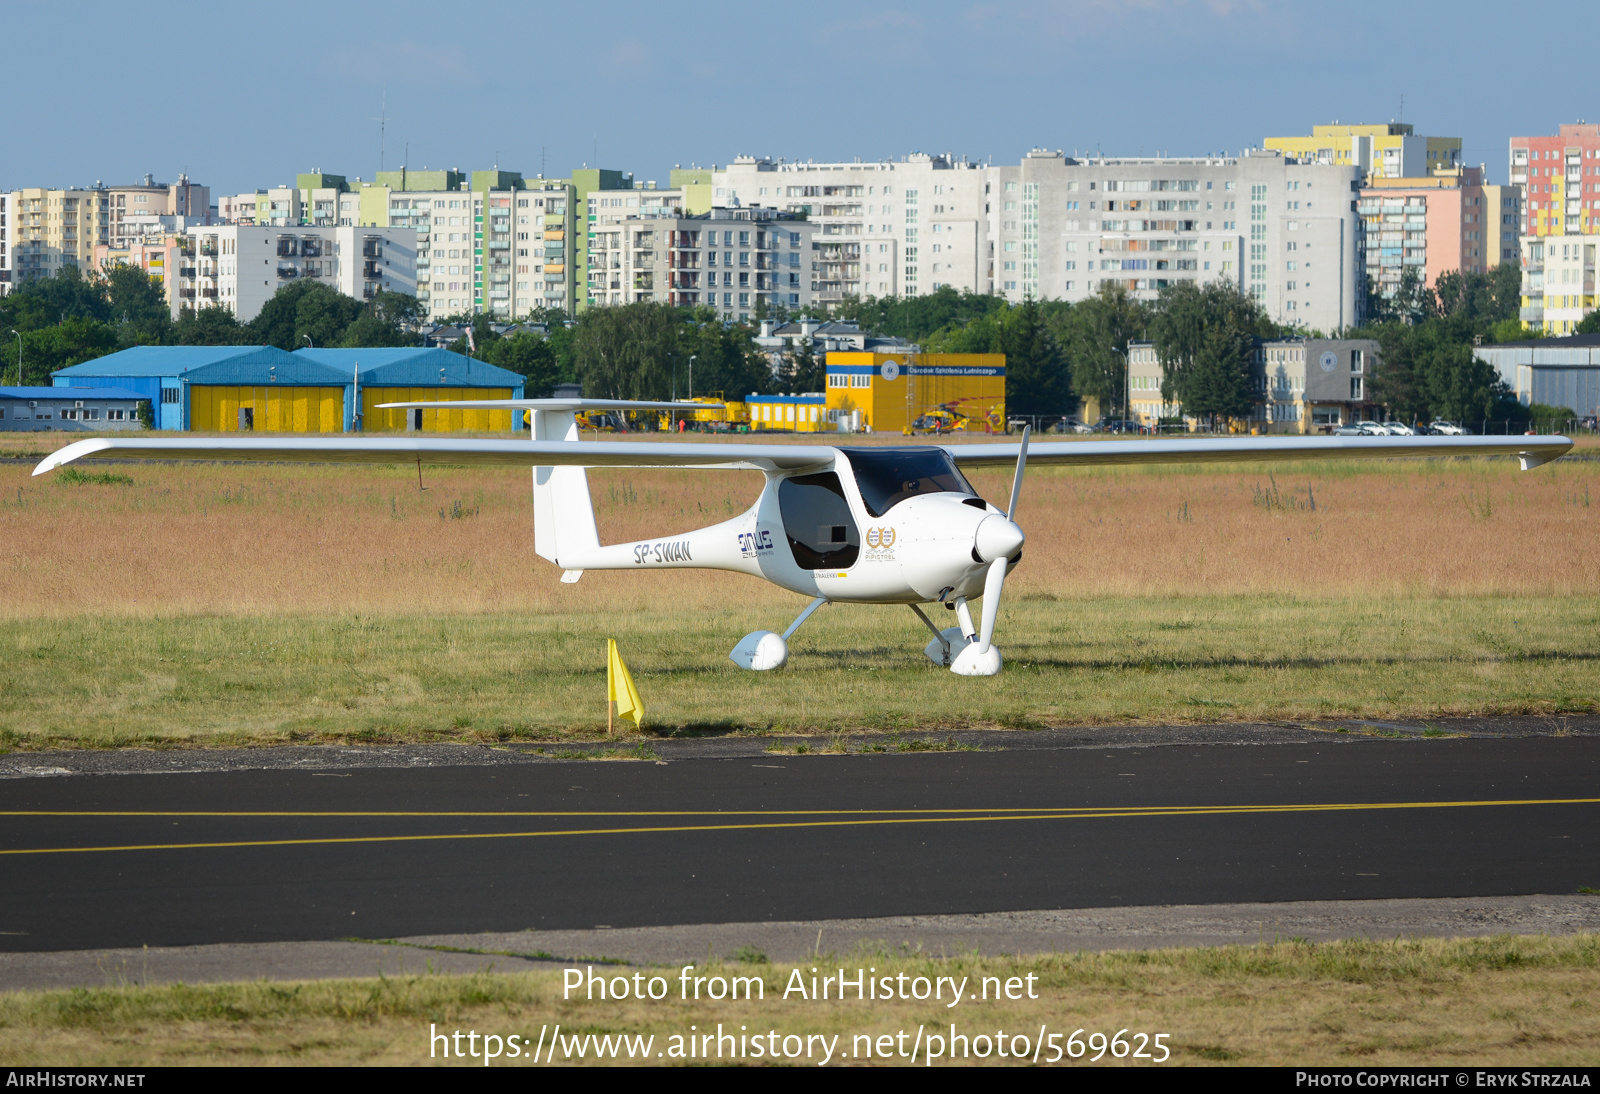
[34,397,1573,677]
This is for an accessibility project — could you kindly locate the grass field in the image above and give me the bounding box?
[2,935,1597,1066]
[2,434,1597,746]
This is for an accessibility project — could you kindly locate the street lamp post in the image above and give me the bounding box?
[1109,346,1127,433]
[688,355,696,400]
[7,330,20,387]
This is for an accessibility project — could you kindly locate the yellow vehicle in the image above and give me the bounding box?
[658,395,749,433]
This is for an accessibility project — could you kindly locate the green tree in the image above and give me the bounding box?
[341,292,424,348]
[837,286,1008,341]
[775,335,824,394]
[994,299,1069,415]
[174,305,249,346]
[1056,283,1147,420]
[1149,280,1265,428]
[246,281,364,350]
[483,331,561,397]
[573,301,685,399]
[1575,310,1600,335]
[104,263,174,346]
[677,310,772,399]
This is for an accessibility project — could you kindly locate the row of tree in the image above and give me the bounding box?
[0,266,428,385]
[3,260,1584,426]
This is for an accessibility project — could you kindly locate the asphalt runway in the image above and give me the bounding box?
[3,737,1599,954]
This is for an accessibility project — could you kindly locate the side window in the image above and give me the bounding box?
[778,473,860,571]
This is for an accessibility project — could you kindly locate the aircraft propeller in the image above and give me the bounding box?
[948,425,1029,676]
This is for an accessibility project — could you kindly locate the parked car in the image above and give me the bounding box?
[1333,421,1387,437]
[1383,422,1417,436]
[1428,420,1469,435]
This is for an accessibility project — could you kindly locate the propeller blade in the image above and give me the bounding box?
[1006,425,1031,520]
[974,556,1008,655]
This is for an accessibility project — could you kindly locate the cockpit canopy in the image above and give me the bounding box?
[836,447,977,518]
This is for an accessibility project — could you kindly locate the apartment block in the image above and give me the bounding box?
[1358,166,1498,297]
[994,149,1364,331]
[178,225,417,322]
[92,235,184,312]
[714,153,989,306]
[380,169,575,321]
[6,187,110,286]
[1265,123,1462,180]
[1511,123,1600,333]
[587,202,815,318]
[107,174,211,248]
[717,149,1360,330]
[0,193,10,295]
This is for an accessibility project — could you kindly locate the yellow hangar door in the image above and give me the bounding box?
[362,387,513,432]
[190,386,345,432]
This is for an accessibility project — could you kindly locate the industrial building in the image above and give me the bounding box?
[746,393,828,432]
[0,386,146,431]
[1475,334,1600,418]
[824,352,1006,434]
[52,345,523,432]
[294,348,524,431]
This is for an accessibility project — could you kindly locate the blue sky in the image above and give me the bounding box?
[3,1,1591,194]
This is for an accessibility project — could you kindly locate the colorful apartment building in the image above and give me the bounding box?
[1266,123,1462,180]
[1358,166,1500,297]
[1511,123,1600,332]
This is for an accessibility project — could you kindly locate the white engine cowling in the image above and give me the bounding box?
[730,630,789,671]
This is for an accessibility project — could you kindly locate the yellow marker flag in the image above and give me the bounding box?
[607,639,645,731]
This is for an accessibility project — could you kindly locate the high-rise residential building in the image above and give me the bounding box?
[1265,123,1462,180]
[992,149,1364,331]
[717,149,1362,330]
[106,174,211,247]
[176,224,417,322]
[6,187,110,286]
[587,199,815,318]
[1483,184,1522,266]
[670,168,714,215]
[570,168,634,310]
[714,153,990,307]
[1357,166,1499,298]
[1511,123,1600,333]
[0,192,11,295]
[377,168,575,320]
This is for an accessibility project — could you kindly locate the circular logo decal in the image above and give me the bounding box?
[1319,351,1337,373]
[866,527,881,548]
[880,360,901,382]
[880,527,896,548]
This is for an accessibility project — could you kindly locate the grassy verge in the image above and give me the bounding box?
[1,595,1597,749]
[2,935,1596,1065]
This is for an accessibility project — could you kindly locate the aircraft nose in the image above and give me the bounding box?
[973,514,1025,563]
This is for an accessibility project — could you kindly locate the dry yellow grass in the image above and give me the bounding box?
[2,936,1597,1066]
[3,434,1598,616]
[2,435,1597,745]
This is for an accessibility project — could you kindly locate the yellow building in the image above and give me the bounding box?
[746,394,827,432]
[7,187,110,286]
[1265,123,1461,180]
[824,352,1005,434]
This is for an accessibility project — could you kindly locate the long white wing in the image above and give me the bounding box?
[31,436,834,475]
[940,435,1575,472]
[32,432,1577,479]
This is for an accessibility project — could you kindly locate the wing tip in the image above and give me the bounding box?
[32,438,114,476]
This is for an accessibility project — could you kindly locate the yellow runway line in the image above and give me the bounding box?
[1,797,1597,857]
[4,798,1598,819]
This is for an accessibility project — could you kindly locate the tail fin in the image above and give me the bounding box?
[530,409,600,566]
